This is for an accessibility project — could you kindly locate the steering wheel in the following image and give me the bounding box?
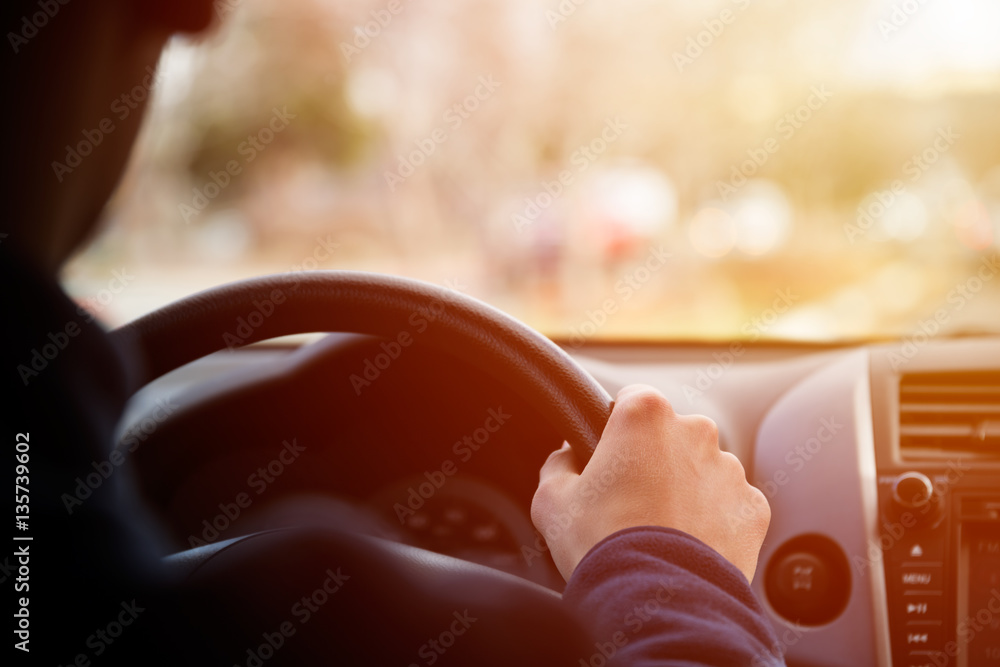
[112,270,612,463]
[110,271,613,664]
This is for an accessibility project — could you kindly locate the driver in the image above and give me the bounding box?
[2,1,782,665]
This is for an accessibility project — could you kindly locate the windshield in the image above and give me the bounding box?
[63,0,1000,342]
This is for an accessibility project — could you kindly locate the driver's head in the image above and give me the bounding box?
[6,0,217,276]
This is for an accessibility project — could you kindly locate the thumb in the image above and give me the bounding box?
[538,442,580,484]
[532,442,579,530]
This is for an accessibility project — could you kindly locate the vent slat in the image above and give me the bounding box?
[899,371,1000,460]
[900,403,1000,416]
[902,385,1000,396]
[900,424,975,438]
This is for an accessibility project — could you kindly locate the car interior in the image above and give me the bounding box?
[57,0,1000,665]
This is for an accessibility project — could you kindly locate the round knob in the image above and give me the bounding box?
[889,472,942,526]
[892,472,934,509]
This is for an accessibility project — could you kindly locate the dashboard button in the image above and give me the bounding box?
[891,534,946,564]
[764,535,851,626]
[904,653,947,667]
[899,566,942,589]
[903,625,942,647]
[772,552,831,599]
[900,595,941,620]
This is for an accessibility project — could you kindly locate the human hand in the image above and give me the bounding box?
[530,384,770,582]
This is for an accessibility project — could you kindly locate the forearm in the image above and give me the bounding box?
[563,526,785,667]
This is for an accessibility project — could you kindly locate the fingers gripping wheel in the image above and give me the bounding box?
[110,271,612,462]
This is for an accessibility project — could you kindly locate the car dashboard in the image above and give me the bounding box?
[120,334,1000,667]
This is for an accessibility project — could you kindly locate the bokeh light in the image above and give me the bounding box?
[62,0,1000,342]
[688,208,737,259]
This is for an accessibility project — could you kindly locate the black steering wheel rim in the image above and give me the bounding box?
[110,271,612,463]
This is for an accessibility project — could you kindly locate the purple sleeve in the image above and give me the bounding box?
[563,526,786,666]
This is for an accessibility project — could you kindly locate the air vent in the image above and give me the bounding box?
[899,371,1000,460]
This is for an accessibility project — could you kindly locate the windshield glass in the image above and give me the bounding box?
[63,0,1000,342]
